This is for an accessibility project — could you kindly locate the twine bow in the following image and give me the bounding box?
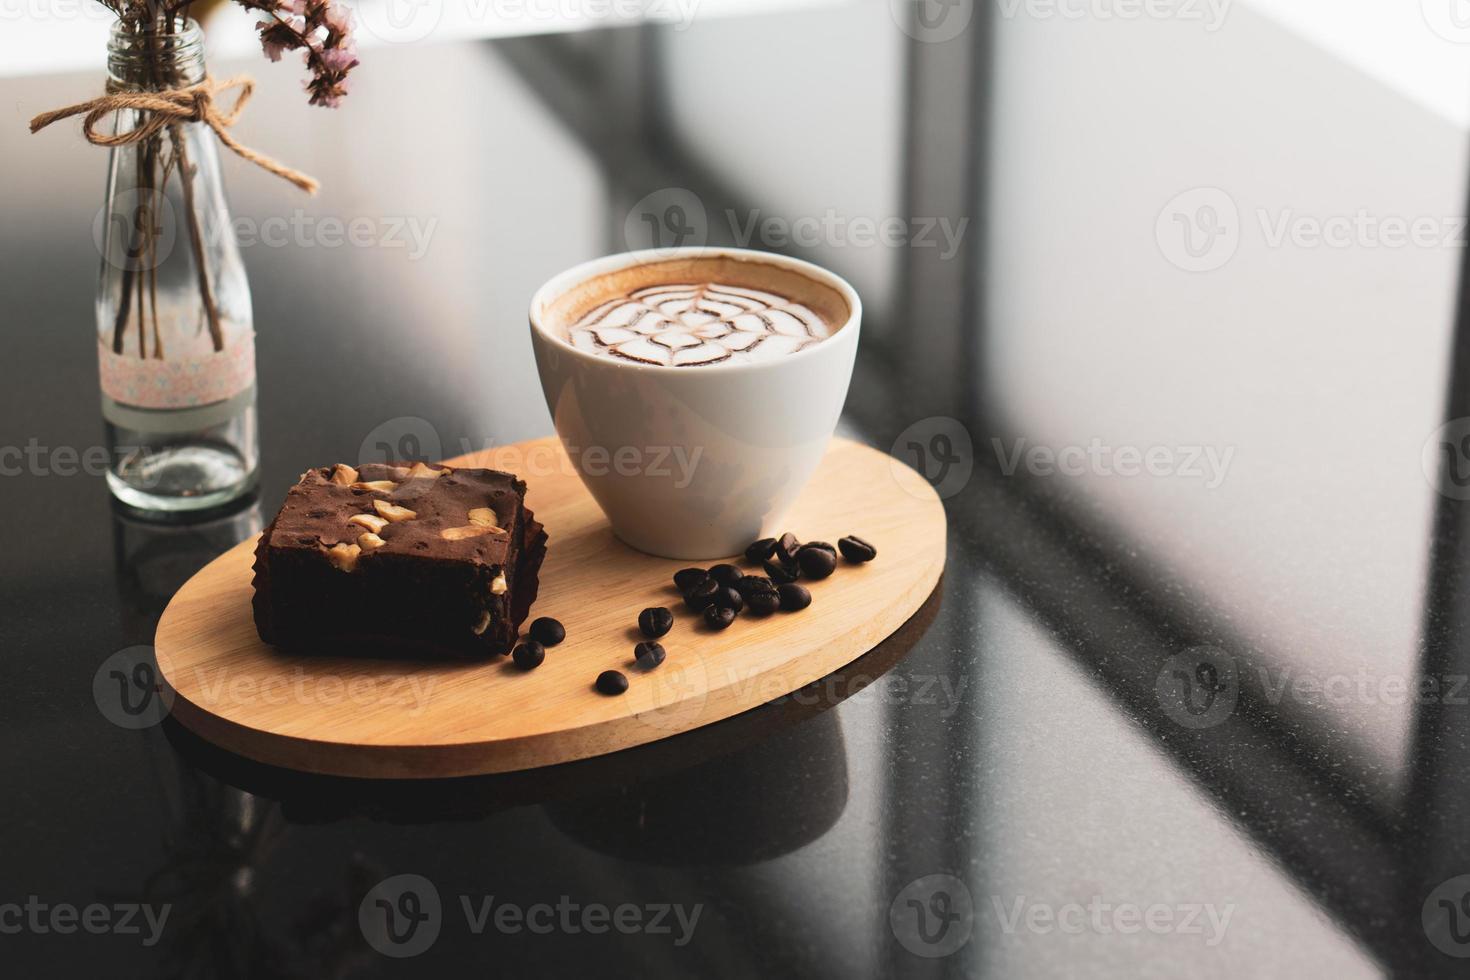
[29,75,319,195]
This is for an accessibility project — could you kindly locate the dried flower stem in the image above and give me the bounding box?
[147,147,164,360]
[136,137,153,356]
[172,124,225,352]
[131,26,169,359]
[112,230,138,354]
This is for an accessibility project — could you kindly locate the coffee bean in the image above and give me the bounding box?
[709,563,743,587]
[512,640,545,670]
[674,567,709,595]
[528,617,565,646]
[796,544,836,580]
[778,583,811,611]
[746,590,780,616]
[763,559,799,585]
[715,586,744,613]
[774,532,802,564]
[737,574,776,598]
[634,641,666,670]
[638,606,674,638]
[595,669,629,695]
[684,578,721,612]
[744,537,777,564]
[704,605,736,630]
[838,535,877,563]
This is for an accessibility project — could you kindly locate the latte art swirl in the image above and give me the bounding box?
[567,283,834,367]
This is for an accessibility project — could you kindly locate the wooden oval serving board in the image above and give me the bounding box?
[155,436,946,778]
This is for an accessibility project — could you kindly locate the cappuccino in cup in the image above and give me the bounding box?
[539,254,850,368]
[530,248,860,559]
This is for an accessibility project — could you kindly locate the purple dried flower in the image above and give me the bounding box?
[240,0,356,107]
[322,3,351,35]
[257,19,298,62]
[317,46,357,73]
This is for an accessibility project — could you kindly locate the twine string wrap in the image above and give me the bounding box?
[29,75,319,195]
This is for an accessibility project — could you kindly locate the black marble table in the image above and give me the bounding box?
[3,4,1469,976]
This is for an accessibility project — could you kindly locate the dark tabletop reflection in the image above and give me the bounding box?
[111,498,263,623]
[6,1,1470,977]
[126,583,942,978]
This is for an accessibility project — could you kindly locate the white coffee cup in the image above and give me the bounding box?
[528,247,861,559]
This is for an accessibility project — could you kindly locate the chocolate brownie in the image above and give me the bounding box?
[252,462,548,658]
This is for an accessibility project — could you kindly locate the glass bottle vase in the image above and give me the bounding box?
[97,19,258,513]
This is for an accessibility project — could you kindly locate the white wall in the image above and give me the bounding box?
[1239,0,1470,128]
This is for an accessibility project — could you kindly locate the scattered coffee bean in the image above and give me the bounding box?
[684,578,721,612]
[715,586,744,613]
[746,590,780,616]
[778,583,811,611]
[704,605,736,630]
[634,641,666,670]
[528,617,565,646]
[744,537,777,564]
[763,559,799,585]
[736,574,775,598]
[674,567,709,595]
[838,535,877,563]
[796,544,836,580]
[512,640,545,670]
[638,606,674,638]
[709,563,743,587]
[595,669,629,695]
[774,532,802,564]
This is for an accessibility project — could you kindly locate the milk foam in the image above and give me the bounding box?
[566,282,834,367]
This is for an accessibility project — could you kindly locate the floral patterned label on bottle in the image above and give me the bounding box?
[98,332,256,409]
